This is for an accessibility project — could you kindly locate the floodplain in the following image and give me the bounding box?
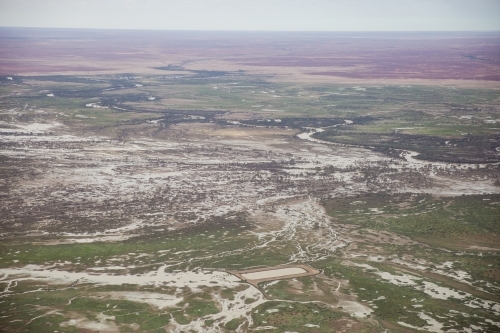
[0,29,499,333]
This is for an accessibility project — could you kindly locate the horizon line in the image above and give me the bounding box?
[1,26,500,33]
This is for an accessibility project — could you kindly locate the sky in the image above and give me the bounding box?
[0,0,499,31]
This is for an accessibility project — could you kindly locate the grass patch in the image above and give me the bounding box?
[225,318,242,330]
[251,301,344,333]
[323,194,500,248]
[320,259,499,332]
[0,219,256,268]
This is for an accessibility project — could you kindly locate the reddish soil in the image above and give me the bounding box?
[1,28,499,81]
[234,33,500,81]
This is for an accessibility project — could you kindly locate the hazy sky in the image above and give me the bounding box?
[1,0,499,31]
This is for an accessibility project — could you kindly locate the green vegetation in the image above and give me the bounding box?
[178,295,220,319]
[0,215,256,269]
[251,301,345,333]
[3,74,499,164]
[225,318,242,330]
[320,259,500,332]
[323,193,500,248]
[198,245,295,270]
[313,94,500,163]
[0,285,172,333]
[261,276,339,305]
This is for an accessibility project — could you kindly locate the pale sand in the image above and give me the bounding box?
[241,267,306,280]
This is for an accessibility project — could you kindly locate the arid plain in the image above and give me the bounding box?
[1,29,500,333]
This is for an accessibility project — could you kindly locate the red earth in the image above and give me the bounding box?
[1,28,499,81]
